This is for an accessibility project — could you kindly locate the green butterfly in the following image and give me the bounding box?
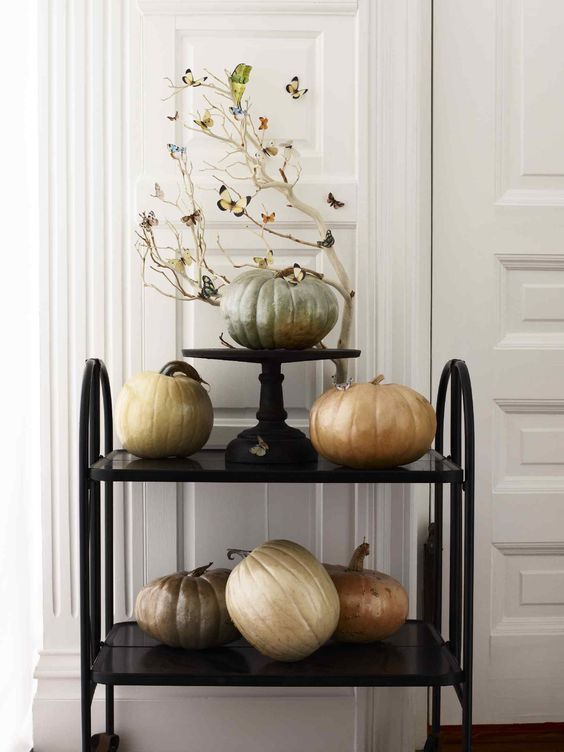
[229,63,252,107]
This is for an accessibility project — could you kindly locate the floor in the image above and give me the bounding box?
[437,725,564,751]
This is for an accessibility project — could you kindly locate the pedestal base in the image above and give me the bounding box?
[226,423,317,465]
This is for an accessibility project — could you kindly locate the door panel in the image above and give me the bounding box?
[434,0,564,723]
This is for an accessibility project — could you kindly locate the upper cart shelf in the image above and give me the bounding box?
[90,448,463,483]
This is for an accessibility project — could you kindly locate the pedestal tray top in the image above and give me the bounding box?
[181,347,361,364]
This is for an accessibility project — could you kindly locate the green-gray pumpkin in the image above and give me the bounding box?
[220,269,339,349]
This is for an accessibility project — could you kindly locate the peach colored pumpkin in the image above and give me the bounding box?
[325,542,408,642]
[135,563,239,649]
[309,375,437,469]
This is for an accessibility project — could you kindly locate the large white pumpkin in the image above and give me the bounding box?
[225,539,340,662]
[220,268,339,349]
[116,361,213,459]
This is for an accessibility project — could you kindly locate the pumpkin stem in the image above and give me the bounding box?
[227,548,251,561]
[159,360,209,386]
[347,542,370,572]
[186,562,213,577]
[371,374,385,385]
[274,266,324,280]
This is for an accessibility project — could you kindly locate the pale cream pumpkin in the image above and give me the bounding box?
[225,539,340,662]
[309,375,437,469]
[135,564,239,649]
[220,268,339,349]
[325,542,408,642]
[116,361,213,459]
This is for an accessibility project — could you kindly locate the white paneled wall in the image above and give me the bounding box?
[34,1,431,750]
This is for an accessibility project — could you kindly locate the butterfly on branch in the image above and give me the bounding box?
[279,140,299,161]
[327,192,345,209]
[167,111,179,121]
[167,143,186,159]
[229,105,247,121]
[258,116,269,130]
[182,69,207,87]
[253,249,274,269]
[139,210,158,229]
[290,263,305,284]
[216,185,251,217]
[317,229,335,248]
[194,110,214,130]
[200,275,219,300]
[285,76,308,99]
[181,209,201,227]
[168,251,193,276]
[261,211,276,225]
[229,63,252,107]
[261,140,278,158]
[249,436,269,457]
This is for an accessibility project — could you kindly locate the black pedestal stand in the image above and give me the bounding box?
[182,348,360,464]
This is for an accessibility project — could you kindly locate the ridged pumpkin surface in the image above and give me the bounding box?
[220,269,339,349]
[309,376,437,469]
[325,542,408,642]
[116,367,213,458]
[225,539,340,662]
[135,566,239,649]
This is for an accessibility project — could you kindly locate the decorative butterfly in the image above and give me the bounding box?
[229,105,247,121]
[182,69,207,87]
[317,229,335,248]
[181,209,201,226]
[262,140,278,158]
[153,183,165,199]
[139,210,158,229]
[229,63,252,106]
[285,76,308,99]
[335,378,353,391]
[258,116,269,130]
[167,111,179,121]
[261,211,276,224]
[168,251,193,275]
[279,140,299,161]
[200,275,218,299]
[216,185,251,217]
[327,192,345,209]
[194,110,214,130]
[249,435,269,457]
[291,263,305,284]
[253,249,274,269]
[167,143,186,159]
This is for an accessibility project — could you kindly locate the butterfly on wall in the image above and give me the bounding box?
[167,143,186,159]
[229,105,247,121]
[258,116,269,131]
[261,140,278,158]
[139,210,158,229]
[285,76,308,99]
[181,209,201,227]
[167,111,179,121]
[194,110,214,130]
[253,249,274,269]
[261,211,276,225]
[216,185,251,217]
[249,435,269,457]
[182,69,207,87]
[317,229,335,248]
[200,275,219,299]
[153,183,165,199]
[327,192,345,209]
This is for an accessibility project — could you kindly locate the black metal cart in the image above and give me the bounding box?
[79,357,474,752]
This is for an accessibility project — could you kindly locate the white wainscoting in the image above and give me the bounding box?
[34,1,431,750]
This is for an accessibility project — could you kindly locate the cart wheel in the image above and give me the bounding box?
[91,733,120,751]
[423,735,438,752]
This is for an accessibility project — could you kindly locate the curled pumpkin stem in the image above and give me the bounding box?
[227,548,251,561]
[346,542,370,572]
[274,266,324,280]
[159,360,209,386]
[186,562,213,577]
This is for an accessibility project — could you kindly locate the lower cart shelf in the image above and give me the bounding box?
[92,620,463,688]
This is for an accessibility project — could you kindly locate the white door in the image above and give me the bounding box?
[434,0,564,723]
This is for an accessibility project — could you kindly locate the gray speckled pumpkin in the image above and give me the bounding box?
[220,269,339,349]
[135,564,239,649]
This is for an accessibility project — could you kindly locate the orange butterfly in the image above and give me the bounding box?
[258,116,269,130]
[261,211,275,224]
